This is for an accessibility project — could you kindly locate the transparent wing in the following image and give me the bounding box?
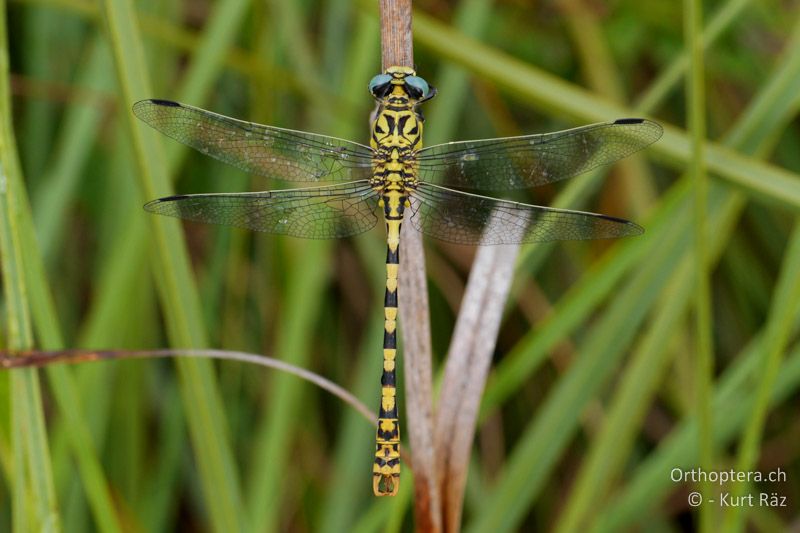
[408,183,642,245]
[145,181,379,239]
[133,99,375,183]
[415,119,662,190]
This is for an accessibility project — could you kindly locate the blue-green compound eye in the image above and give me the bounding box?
[405,76,430,98]
[369,74,393,94]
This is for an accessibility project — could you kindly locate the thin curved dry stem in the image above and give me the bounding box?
[0,349,375,423]
[434,242,519,533]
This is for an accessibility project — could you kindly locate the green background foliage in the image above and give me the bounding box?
[1,0,799,531]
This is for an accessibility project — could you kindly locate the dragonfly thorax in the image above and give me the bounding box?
[371,109,422,151]
[369,68,431,199]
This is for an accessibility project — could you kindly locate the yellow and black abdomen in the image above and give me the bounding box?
[370,75,424,496]
[372,149,406,496]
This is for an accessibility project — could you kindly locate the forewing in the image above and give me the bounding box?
[145,181,379,239]
[409,184,642,245]
[415,119,662,190]
[133,99,375,183]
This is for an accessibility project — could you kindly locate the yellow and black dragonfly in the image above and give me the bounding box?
[133,66,662,496]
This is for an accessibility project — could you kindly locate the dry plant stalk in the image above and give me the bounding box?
[380,1,521,532]
[434,244,519,532]
[379,1,442,529]
[398,221,441,530]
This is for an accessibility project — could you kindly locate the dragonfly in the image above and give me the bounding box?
[133,65,662,497]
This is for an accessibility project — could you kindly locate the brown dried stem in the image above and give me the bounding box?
[434,244,519,532]
[379,1,441,531]
[380,0,414,69]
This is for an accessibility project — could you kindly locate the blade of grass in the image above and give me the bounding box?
[98,0,247,530]
[475,36,800,513]
[549,179,741,533]
[723,225,800,532]
[424,0,494,147]
[480,176,691,416]
[31,35,112,265]
[684,1,715,531]
[98,0,254,527]
[350,499,394,533]
[244,240,332,531]
[504,0,757,311]
[19,3,60,182]
[320,0,350,88]
[0,3,60,531]
[69,5,254,515]
[243,4,346,531]
[47,136,144,533]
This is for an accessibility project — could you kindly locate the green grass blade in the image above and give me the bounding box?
[684,1,715,530]
[245,240,331,531]
[98,0,246,530]
[0,3,60,531]
[172,0,253,105]
[59,0,254,527]
[32,36,113,264]
[19,4,60,182]
[319,314,383,533]
[480,178,692,415]
[723,223,800,531]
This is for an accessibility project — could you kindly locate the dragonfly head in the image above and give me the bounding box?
[369,66,437,106]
